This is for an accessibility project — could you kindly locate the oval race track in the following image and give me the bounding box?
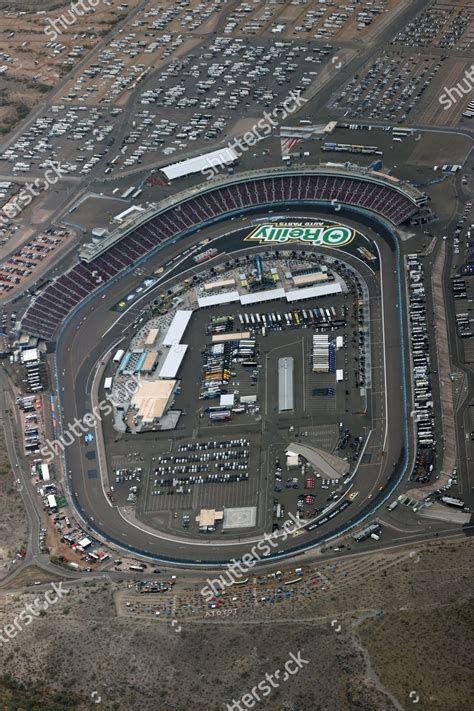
[20,168,423,567]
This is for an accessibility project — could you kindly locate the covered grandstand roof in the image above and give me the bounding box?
[286,283,342,302]
[163,310,192,346]
[159,343,188,379]
[161,147,238,181]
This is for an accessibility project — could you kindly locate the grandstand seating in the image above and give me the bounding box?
[21,173,421,340]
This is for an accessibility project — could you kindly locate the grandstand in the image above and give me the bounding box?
[20,167,428,340]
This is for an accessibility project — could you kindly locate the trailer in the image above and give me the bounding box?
[440,496,465,508]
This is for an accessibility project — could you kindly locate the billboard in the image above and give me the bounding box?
[245,223,354,247]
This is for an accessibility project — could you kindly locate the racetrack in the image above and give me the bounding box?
[52,204,413,566]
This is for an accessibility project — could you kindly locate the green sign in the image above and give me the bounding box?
[245,224,354,247]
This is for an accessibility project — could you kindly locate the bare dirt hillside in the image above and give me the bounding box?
[0,538,471,710]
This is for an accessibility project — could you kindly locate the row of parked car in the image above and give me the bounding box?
[177,438,249,452]
[407,253,435,483]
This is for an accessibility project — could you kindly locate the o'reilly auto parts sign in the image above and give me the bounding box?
[245,223,354,247]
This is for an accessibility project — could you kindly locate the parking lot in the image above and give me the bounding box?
[0,35,335,178]
[391,0,473,50]
[331,51,444,124]
[0,227,71,295]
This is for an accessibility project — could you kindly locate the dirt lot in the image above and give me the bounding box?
[0,538,471,710]
[0,430,27,569]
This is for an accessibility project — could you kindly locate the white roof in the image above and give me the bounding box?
[286,283,342,302]
[336,369,344,382]
[161,147,238,181]
[47,494,57,508]
[104,377,112,389]
[159,343,188,379]
[41,463,50,481]
[198,291,240,308]
[220,393,235,407]
[22,348,39,363]
[114,205,145,222]
[240,288,285,305]
[78,537,92,548]
[240,394,257,403]
[163,310,193,346]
